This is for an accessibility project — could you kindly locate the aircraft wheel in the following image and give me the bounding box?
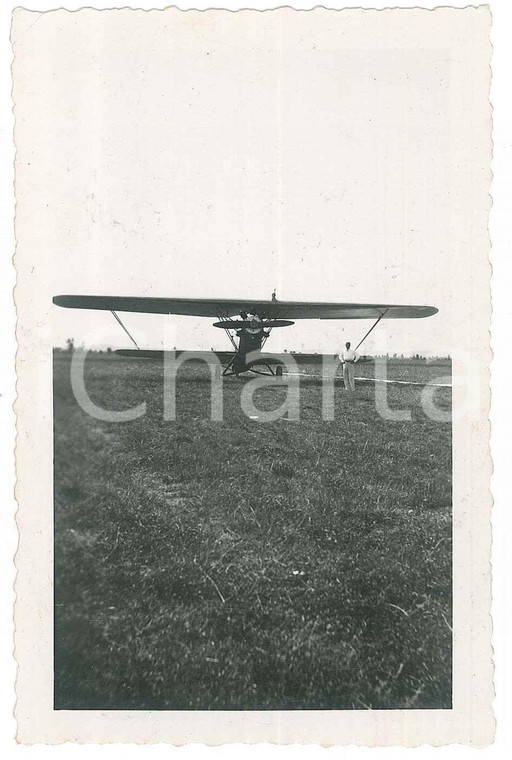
[276,365,283,377]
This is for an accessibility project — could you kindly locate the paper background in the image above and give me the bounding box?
[12,6,493,745]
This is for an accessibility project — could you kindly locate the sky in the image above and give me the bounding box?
[12,7,491,357]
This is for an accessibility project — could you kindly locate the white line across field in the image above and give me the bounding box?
[285,372,452,387]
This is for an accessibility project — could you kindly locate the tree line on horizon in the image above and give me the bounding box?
[54,341,451,362]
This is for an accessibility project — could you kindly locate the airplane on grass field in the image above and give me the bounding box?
[53,293,438,377]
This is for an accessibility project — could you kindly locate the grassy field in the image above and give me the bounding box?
[54,352,452,710]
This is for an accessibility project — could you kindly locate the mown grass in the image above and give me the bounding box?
[54,353,452,710]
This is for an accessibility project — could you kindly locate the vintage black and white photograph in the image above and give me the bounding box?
[13,5,493,745]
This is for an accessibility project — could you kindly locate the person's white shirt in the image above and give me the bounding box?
[340,348,359,363]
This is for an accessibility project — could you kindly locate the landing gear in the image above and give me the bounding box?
[215,312,290,377]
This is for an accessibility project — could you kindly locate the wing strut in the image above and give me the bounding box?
[217,315,238,350]
[110,310,141,350]
[355,309,389,351]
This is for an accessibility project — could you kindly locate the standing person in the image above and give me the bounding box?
[340,341,359,390]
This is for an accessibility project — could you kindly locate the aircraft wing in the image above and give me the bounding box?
[115,350,371,365]
[54,295,437,320]
[115,349,235,361]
